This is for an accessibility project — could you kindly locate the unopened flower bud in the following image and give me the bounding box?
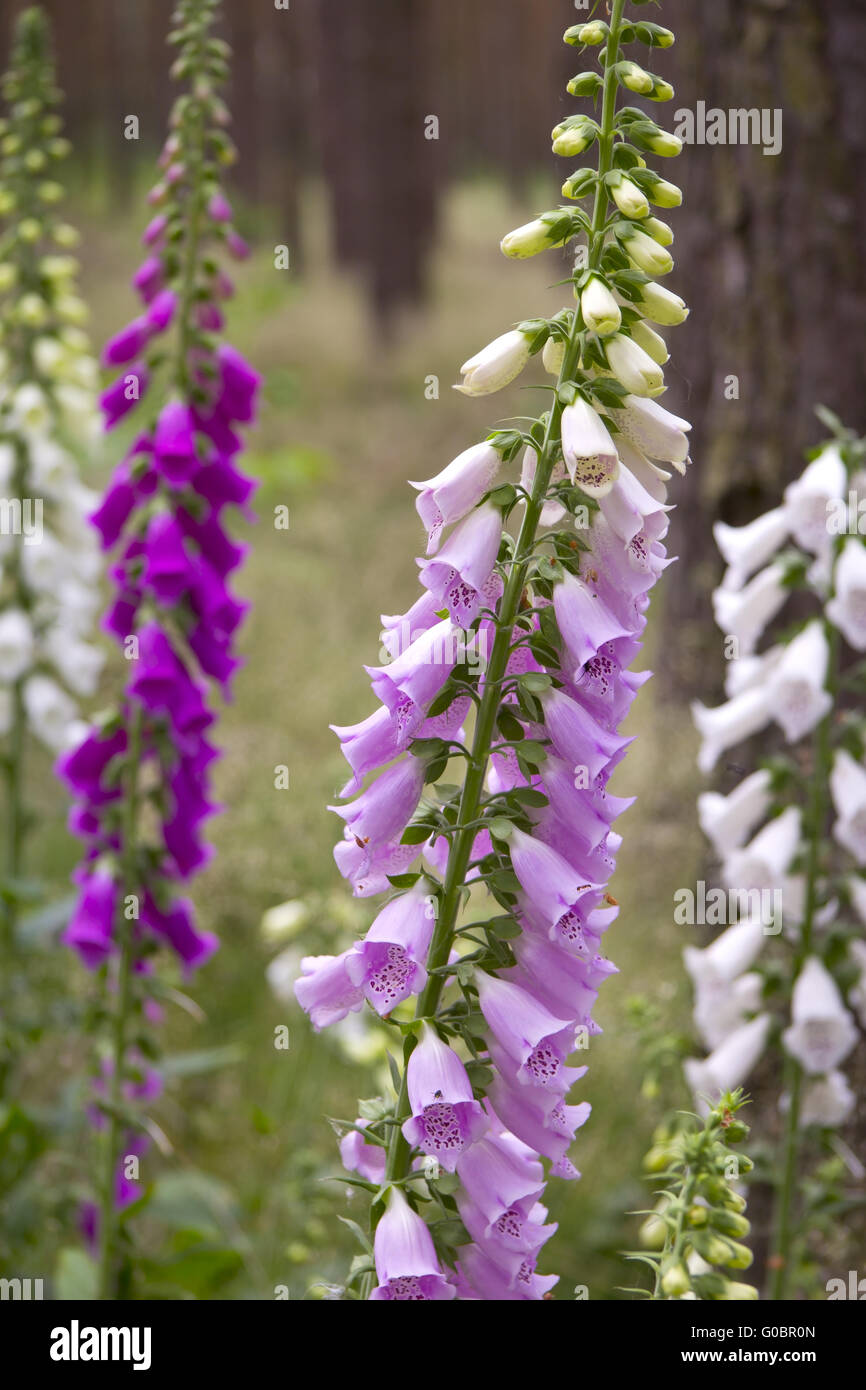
[580,275,621,336]
[630,319,669,365]
[709,1207,751,1239]
[501,216,568,259]
[638,280,688,326]
[620,227,674,276]
[616,61,654,95]
[649,78,675,102]
[18,217,42,242]
[552,121,596,157]
[604,332,665,396]
[0,263,17,293]
[647,177,682,208]
[610,177,649,219]
[661,1262,691,1297]
[562,169,596,201]
[642,216,674,246]
[542,335,566,376]
[565,21,607,46]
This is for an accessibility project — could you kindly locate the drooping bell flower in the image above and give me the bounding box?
[369,1188,456,1301]
[401,1024,488,1171]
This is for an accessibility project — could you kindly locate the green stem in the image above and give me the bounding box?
[768,619,840,1300]
[379,0,628,1199]
[97,708,143,1301]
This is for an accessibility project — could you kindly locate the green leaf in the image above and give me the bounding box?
[401,822,435,845]
[519,672,552,694]
[386,1051,402,1093]
[508,787,549,808]
[337,1216,374,1255]
[496,708,524,742]
[488,817,514,843]
[0,1104,45,1197]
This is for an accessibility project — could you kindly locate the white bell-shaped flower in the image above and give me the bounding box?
[712,561,788,656]
[691,686,771,775]
[783,444,846,556]
[830,750,866,865]
[722,805,801,894]
[685,1014,771,1111]
[826,538,866,650]
[697,769,772,857]
[765,620,832,742]
[714,507,789,591]
[782,956,858,1075]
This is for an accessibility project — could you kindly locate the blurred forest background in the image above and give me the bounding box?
[3,0,865,1298]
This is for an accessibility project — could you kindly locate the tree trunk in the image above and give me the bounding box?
[659,0,866,695]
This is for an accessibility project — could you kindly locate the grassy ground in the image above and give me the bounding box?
[21,177,704,1298]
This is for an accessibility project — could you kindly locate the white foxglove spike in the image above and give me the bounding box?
[825,538,866,650]
[712,561,788,657]
[693,972,764,1051]
[685,1014,771,1111]
[713,507,789,591]
[798,1071,856,1128]
[847,938,866,1029]
[782,956,858,1075]
[783,443,846,556]
[765,620,832,742]
[830,749,866,865]
[697,769,772,857]
[722,805,801,894]
[691,686,771,775]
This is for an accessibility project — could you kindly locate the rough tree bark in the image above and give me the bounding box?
[660,0,866,695]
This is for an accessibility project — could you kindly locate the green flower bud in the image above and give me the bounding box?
[692,1272,730,1300]
[55,294,88,324]
[1,132,22,155]
[581,275,622,336]
[567,72,603,98]
[48,137,72,160]
[693,1230,737,1266]
[37,180,64,204]
[709,1208,751,1239]
[24,148,47,172]
[561,169,596,201]
[643,1143,675,1173]
[616,61,654,95]
[41,114,62,136]
[686,1204,708,1227]
[53,223,81,249]
[565,21,607,46]
[636,125,683,157]
[501,216,569,259]
[40,254,77,280]
[620,227,674,276]
[610,177,649,219]
[551,122,596,158]
[723,1241,754,1271]
[723,1120,749,1144]
[542,335,566,376]
[635,21,675,49]
[661,1262,691,1297]
[630,319,669,365]
[638,280,688,326]
[642,216,674,246]
[649,78,675,102]
[0,263,17,293]
[646,177,682,208]
[17,292,49,326]
[717,1281,759,1301]
[18,217,42,242]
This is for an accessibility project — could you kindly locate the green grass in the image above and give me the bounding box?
[13,178,702,1299]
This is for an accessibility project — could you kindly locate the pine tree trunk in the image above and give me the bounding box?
[660,0,866,694]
